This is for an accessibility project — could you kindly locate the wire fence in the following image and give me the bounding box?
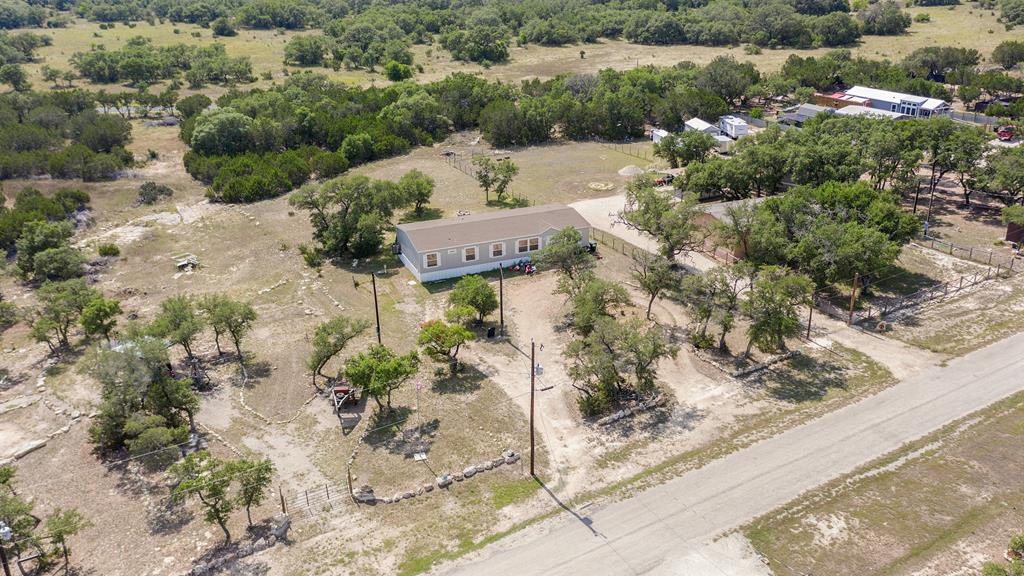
[590,227,650,260]
[598,141,653,162]
[443,152,478,178]
[915,234,1019,270]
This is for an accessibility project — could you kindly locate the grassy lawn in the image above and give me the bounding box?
[745,390,1024,576]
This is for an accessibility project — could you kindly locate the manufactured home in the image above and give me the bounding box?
[816,86,950,118]
[683,117,721,135]
[394,204,592,282]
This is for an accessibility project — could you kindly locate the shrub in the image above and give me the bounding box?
[385,60,413,81]
[577,390,611,417]
[913,12,932,21]
[97,243,120,257]
[137,182,173,205]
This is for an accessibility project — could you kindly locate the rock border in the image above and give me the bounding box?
[352,450,521,506]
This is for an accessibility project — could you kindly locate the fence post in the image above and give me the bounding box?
[279,485,286,513]
[944,282,948,296]
[969,247,973,260]
[959,276,963,291]
[988,251,993,266]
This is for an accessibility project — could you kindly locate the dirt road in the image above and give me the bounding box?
[441,330,1024,575]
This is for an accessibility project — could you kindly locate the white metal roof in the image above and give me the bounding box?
[720,115,747,126]
[843,86,948,110]
[684,118,715,132]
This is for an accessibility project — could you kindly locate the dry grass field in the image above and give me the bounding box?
[745,390,1024,576]
[14,2,1020,97]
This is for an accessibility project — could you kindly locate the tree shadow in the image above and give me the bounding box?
[431,364,485,394]
[147,495,194,536]
[865,264,937,300]
[363,406,414,445]
[400,207,444,223]
[486,197,530,209]
[757,353,846,403]
[381,418,441,458]
[242,360,273,383]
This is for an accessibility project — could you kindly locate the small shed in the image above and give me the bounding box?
[719,116,748,139]
[712,134,734,154]
[651,128,670,143]
[683,117,721,135]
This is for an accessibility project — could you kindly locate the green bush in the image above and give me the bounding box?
[137,182,173,205]
[577,390,611,417]
[97,243,120,257]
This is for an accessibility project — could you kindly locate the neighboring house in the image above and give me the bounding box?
[696,197,769,260]
[683,117,721,135]
[818,86,951,118]
[779,103,834,126]
[651,128,670,143]
[394,204,592,282]
[719,115,748,139]
[834,105,911,120]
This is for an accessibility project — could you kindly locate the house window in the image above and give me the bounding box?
[463,247,477,262]
[491,242,504,258]
[517,237,541,253]
[424,252,439,268]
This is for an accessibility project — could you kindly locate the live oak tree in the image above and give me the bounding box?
[398,169,435,216]
[344,344,419,413]
[448,275,498,323]
[200,294,257,375]
[80,297,122,342]
[741,266,813,357]
[473,156,519,203]
[307,315,370,391]
[234,457,275,528]
[619,176,709,261]
[170,451,236,542]
[565,317,678,416]
[45,508,91,574]
[150,295,204,361]
[653,131,716,168]
[417,319,473,373]
[570,276,630,335]
[30,279,100,351]
[535,226,595,295]
[630,252,678,320]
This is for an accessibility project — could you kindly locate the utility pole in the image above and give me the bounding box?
[499,264,505,337]
[530,338,536,478]
[371,272,382,344]
[806,296,813,339]
[848,272,859,326]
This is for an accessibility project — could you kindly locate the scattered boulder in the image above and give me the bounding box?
[271,513,290,541]
[436,474,453,488]
[463,466,477,478]
[423,483,434,493]
[503,450,520,464]
[353,485,376,504]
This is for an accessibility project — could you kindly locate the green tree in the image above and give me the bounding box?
[199,294,257,368]
[15,220,74,279]
[473,156,519,203]
[565,317,677,416]
[306,315,370,391]
[81,297,121,342]
[344,344,419,413]
[619,176,708,260]
[448,275,498,323]
[417,319,473,373]
[741,266,813,356]
[0,63,30,91]
[992,40,1024,70]
[170,451,236,542]
[630,252,678,320]
[947,127,990,206]
[712,200,758,257]
[31,246,85,282]
[233,458,274,528]
[535,226,595,294]
[150,295,204,361]
[32,279,99,350]
[983,147,1024,206]
[397,169,434,216]
[570,276,630,335]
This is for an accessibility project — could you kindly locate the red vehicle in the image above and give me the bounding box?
[996,125,1016,142]
[332,385,359,409]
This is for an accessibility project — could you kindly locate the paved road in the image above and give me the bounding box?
[444,331,1024,576]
